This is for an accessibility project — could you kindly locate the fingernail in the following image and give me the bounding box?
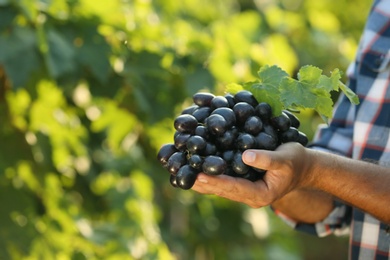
[197,176,208,183]
[243,151,256,163]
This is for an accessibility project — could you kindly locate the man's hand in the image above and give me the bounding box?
[192,142,314,208]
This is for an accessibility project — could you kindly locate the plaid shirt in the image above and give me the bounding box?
[274,0,390,259]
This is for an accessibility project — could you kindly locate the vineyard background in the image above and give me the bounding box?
[0,0,370,259]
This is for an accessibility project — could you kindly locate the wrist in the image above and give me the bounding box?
[298,147,321,189]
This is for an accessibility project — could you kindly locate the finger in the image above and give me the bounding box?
[242,149,280,170]
[192,173,270,207]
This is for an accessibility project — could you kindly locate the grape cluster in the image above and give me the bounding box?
[157,91,308,190]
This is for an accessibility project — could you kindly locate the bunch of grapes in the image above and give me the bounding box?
[157,90,308,190]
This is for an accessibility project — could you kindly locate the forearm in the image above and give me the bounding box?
[309,149,390,224]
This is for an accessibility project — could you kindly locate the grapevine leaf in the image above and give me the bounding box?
[314,95,334,119]
[245,81,284,116]
[257,65,289,88]
[279,77,317,111]
[246,65,289,116]
[339,81,360,105]
[297,65,322,85]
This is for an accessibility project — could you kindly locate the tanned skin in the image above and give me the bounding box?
[192,142,390,225]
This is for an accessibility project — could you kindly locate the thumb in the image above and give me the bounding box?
[242,149,280,170]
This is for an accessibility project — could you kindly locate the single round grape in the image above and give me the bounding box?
[255,102,272,121]
[242,168,265,182]
[224,93,236,108]
[210,96,229,110]
[216,129,237,150]
[283,110,300,128]
[297,131,309,146]
[244,116,263,135]
[174,114,198,133]
[271,113,291,132]
[176,165,199,190]
[186,135,207,154]
[188,154,204,170]
[193,92,215,107]
[203,142,218,156]
[205,114,228,136]
[234,90,258,107]
[280,127,299,143]
[202,155,227,175]
[174,132,191,151]
[235,133,256,151]
[263,123,278,137]
[166,152,187,175]
[192,107,211,123]
[170,174,179,188]
[211,107,236,128]
[195,125,210,139]
[232,152,249,175]
[233,102,255,125]
[254,132,279,150]
[221,150,235,163]
[181,105,199,115]
[157,143,178,167]
[224,167,237,177]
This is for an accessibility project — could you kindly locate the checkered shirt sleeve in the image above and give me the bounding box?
[273,0,390,258]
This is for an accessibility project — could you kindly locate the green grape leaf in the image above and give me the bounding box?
[279,77,318,111]
[257,65,289,88]
[245,81,285,116]
[339,81,360,105]
[245,65,288,115]
[297,65,322,85]
[225,64,359,122]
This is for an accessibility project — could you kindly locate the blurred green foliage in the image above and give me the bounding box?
[0,0,370,259]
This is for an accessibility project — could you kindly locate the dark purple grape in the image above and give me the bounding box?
[205,114,228,136]
[235,133,256,151]
[263,123,278,137]
[234,90,258,107]
[280,127,299,143]
[181,105,199,115]
[271,113,291,132]
[188,154,203,170]
[186,135,207,154]
[244,116,263,135]
[242,168,265,182]
[170,174,179,188]
[224,93,236,108]
[157,143,178,167]
[174,132,191,151]
[232,152,249,175]
[195,125,210,139]
[233,102,255,125]
[202,155,227,175]
[254,132,279,150]
[193,92,215,107]
[255,102,272,121]
[216,129,238,150]
[174,114,198,133]
[224,167,237,177]
[221,150,235,163]
[210,96,229,110]
[283,110,300,128]
[297,131,309,146]
[203,142,218,155]
[166,152,187,175]
[192,107,212,123]
[211,107,236,128]
[176,165,199,190]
